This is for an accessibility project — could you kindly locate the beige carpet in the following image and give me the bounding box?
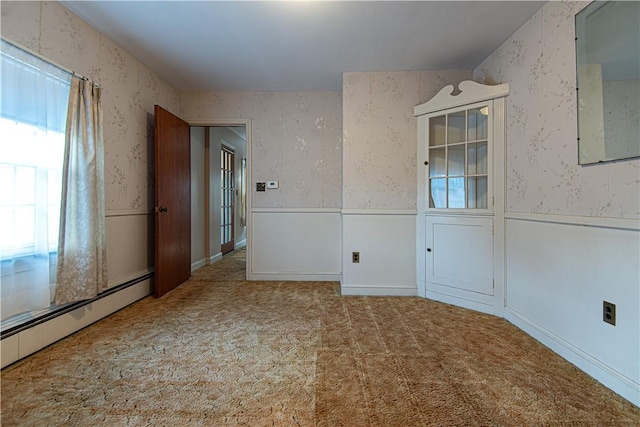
[2,248,639,426]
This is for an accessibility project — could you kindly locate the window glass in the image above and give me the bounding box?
[447,111,466,144]
[0,39,71,322]
[427,105,490,210]
[429,115,446,146]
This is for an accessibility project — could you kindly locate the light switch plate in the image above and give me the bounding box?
[267,181,279,189]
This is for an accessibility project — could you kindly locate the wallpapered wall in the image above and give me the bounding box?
[180,91,342,209]
[342,70,471,210]
[1,1,180,212]
[473,1,639,220]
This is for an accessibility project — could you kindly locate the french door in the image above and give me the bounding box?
[220,145,235,255]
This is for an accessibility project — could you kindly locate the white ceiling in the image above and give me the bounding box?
[61,1,545,92]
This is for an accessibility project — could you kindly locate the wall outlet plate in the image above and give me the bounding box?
[256,182,266,192]
[352,252,360,263]
[603,301,616,325]
[267,180,279,189]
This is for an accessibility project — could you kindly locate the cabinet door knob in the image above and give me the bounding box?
[427,248,432,252]
[424,161,429,165]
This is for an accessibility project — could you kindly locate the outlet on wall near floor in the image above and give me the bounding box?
[603,301,616,325]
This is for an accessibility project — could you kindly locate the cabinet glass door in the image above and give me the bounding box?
[427,105,489,209]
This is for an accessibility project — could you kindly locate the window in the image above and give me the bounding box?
[0,120,64,257]
[427,105,490,209]
[0,39,71,321]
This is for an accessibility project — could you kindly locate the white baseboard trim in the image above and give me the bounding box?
[341,284,418,296]
[426,290,494,315]
[249,272,340,281]
[505,307,640,407]
[235,239,246,250]
[191,259,206,272]
[1,279,151,369]
[209,252,223,265]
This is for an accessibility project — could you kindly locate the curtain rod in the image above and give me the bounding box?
[1,36,100,88]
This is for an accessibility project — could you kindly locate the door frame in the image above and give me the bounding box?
[185,118,252,280]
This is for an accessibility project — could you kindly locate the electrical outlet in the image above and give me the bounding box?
[603,301,616,326]
[352,252,360,263]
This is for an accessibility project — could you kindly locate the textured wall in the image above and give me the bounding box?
[473,1,639,219]
[1,1,180,212]
[190,127,206,268]
[180,91,342,209]
[342,70,471,210]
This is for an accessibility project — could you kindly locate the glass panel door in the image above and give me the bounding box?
[220,145,235,254]
[427,104,490,210]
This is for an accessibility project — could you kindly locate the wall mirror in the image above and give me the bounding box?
[575,0,640,165]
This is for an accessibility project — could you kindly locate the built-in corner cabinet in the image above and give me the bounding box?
[414,81,509,315]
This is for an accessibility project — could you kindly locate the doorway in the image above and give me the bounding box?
[188,121,250,278]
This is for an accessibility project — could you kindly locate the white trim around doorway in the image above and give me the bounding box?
[185,117,252,281]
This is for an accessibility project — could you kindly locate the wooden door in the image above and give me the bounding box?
[154,105,190,298]
[220,145,235,255]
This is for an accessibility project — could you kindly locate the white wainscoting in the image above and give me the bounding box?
[1,213,153,368]
[503,214,640,406]
[250,209,341,281]
[342,210,417,296]
[105,211,153,287]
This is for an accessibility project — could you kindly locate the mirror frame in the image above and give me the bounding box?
[575,0,640,165]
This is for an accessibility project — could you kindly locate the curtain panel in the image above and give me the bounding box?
[55,76,107,305]
[0,40,71,321]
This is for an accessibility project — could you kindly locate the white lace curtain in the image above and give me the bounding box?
[54,76,107,305]
[0,40,70,320]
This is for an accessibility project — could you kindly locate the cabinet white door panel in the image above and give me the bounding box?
[426,216,493,295]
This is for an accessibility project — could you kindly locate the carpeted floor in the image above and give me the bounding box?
[2,248,639,426]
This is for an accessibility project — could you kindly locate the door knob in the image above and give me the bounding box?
[155,206,168,213]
